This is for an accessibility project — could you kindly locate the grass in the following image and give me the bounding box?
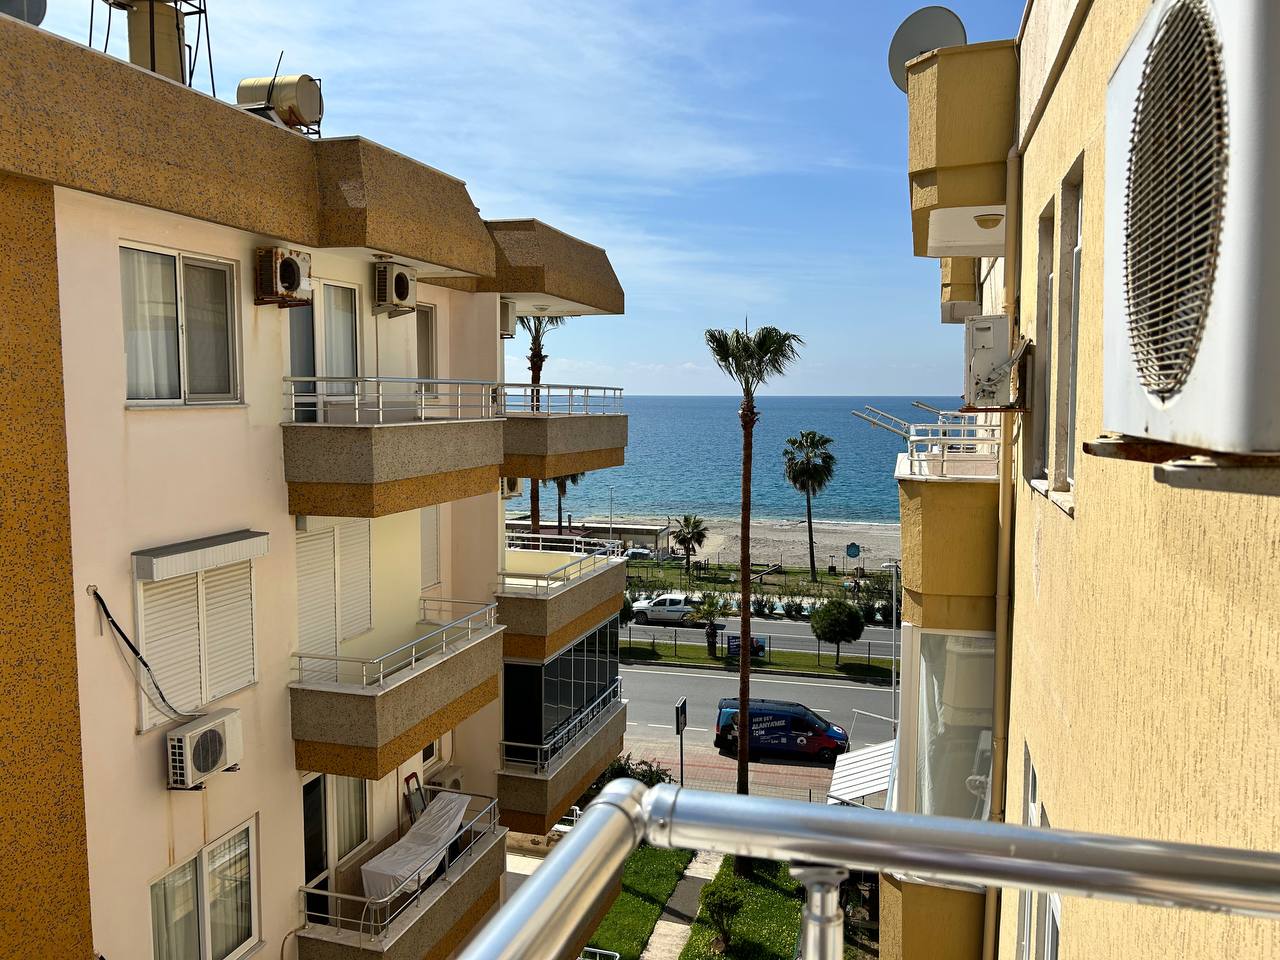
[589,844,696,960]
[620,636,893,683]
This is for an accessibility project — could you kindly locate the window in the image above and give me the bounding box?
[138,561,256,728]
[1030,206,1055,485]
[288,282,360,419]
[121,247,238,403]
[150,820,259,960]
[1056,170,1084,493]
[421,506,440,590]
[1015,750,1039,960]
[302,774,368,921]
[417,305,437,380]
[915,632,995,818]
[295,521,373,682]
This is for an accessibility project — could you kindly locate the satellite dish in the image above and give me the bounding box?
[0,0,46,26]
[888,6,967,93]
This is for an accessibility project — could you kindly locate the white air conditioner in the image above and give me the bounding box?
[166,708,244,790]
[254,246,312,307]
[500,299,518,339]
[501,475,524,499]
[1105,0,1280,453]
[427,765,465,792]
[941,299,981,325]
[964,314,1011,408]
[373,261,416,317]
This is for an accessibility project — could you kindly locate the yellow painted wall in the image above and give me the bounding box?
[880,875,984,960]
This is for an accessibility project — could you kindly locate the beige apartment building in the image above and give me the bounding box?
[0,13,629,960]
[880,1,1280,959]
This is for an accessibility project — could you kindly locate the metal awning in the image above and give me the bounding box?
[827,739,895,805]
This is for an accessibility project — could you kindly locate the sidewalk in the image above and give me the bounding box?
[624,734,834,803]
[640,851,724,960]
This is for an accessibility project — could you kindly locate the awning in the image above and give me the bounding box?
[827,739,895,805]
[132,529,269,581]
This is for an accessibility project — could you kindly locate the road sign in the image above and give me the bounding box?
[846,542,861,559]
[675,696,688,736]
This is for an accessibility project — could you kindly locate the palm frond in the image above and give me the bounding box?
[704,326,804,398]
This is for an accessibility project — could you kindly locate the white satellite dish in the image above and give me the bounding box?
[888,6,967,93]
[0,0,45,26]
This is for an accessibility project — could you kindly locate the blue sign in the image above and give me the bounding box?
[846,542,861,559]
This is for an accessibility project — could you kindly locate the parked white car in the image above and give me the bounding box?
[631,593,694,624]
[623,547,652,560]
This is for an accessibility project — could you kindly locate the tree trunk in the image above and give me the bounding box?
[734,399,755,877]
[685,550,692,579]
[557,488,564,535]
[530,483,541,535]
[529,353,543,534]
[806,490,817,582]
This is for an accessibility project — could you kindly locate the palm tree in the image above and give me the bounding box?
[542,473,585,535]
[517,315,571,534]
[783,431,837,582]
[672,514,709,579]
[691,592,725,655]
[705,323,803,816]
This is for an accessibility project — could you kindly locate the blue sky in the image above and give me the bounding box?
[43,1,1019,396]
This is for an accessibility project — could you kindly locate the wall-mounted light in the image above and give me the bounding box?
[974,213,1005,231]
[533,304,551,313]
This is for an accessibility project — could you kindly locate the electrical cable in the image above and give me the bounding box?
[90,587,197,721]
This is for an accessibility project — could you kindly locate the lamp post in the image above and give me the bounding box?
[608,485,615,541]
[881,560,901,734]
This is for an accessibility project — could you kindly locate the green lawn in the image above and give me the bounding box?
[620,637,893,683]
[589,844,696,960]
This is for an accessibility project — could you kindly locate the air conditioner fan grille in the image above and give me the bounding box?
[1123,0,1227,402]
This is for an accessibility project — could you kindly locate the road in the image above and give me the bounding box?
[624,619,899,657]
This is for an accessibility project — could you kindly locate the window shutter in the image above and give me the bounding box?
[296,530,338,682]
[421,506,440,588]
[141,574,202,726]
[338,521,372,640]
[202,560,256,699]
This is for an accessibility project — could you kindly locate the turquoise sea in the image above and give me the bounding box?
[507,395,956,525]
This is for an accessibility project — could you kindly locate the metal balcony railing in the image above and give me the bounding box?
[283,376,501,424]
[292,598,497,687]
[906,420,1000,478]
[502,383,623,416]
[300,786,498,940]
[458,779,1280,960]
[498,535,623,595]
[499,679,622,773]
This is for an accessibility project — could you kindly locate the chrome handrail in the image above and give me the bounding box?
[458,779,1280,960]
[500,679,623,773]
[907,421,1000,478]
[502,383,623,416]
[498,537,623,595]
[283,376,502,424]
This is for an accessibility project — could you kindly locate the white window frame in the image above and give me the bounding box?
[1015,748,1039,960]
[1030,205,1055,490]
[120,242,241,406]
[422,730,454,778]
[315,278,363,413]
[149,818,260,960]
[134,560,259,731]
[1055,170,1084,498]
[301,772,371,881]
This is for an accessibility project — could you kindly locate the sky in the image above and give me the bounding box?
[42,1,1020,396]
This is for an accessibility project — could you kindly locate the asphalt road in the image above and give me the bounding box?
[624,619,898,656]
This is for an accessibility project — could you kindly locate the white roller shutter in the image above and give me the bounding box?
[338,521,372,640]
[202,560,256,699]
[421,506,440,589]
[296,529,338,682]
[141,574,202,726]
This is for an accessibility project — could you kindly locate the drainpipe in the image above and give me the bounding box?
[982,141,1021,960]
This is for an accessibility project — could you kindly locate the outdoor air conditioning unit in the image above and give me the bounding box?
[166,708,244,790]
[1105,0,1280,453]
[963,314,1011,408]
[427,765,465,792]
[501,476,524,499]
[373,261,416,317]
[941,299,981,325]
[500,299,518,339]
[254,246,313,307]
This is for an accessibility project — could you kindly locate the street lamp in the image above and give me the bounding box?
[607,485,615,541]
[881,560,901,734]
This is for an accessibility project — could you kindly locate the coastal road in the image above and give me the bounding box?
[624,620,899,657]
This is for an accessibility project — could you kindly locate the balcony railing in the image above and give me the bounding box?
[283,376,501,424]
[292,598,497,687]
[300,786,499,940]
[906,420,1000,478]
[500,678,622,773]
[458,779,1280,960]
[498,534,623,595]
[503,383,623,416]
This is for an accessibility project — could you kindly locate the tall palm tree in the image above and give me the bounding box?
[542,473,585,535]
[705,324,803,817]
[517,315,570,534]
[672,514,709,578]
[783,431,837,582]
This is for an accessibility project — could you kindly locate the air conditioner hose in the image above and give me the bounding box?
[89,587,195,721]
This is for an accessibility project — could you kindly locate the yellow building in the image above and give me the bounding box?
[883,1,1280,958]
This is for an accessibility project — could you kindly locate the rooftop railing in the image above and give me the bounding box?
[283,376,501,424]
[499,678,622,774]
[300,786,498,941]
[502,383,623,416]
[458,779,1280,960]
[292,598,497,687]
[906,420,1000,478]
[498,534,623,596]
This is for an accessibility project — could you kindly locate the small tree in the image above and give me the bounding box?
[692,593,725,655]
[620,595,634,627]
[811,598,865,665]
[701,875,747,949]
[671,514,708,579]
[783,431,837,582]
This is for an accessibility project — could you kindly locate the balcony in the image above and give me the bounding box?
[296,788,506,960]
[501,384,627,479]
[281,377,504,518]
[906,39,1017,257]
[290,599,503,779]
[495,534,627,661]
[496,680,627,834]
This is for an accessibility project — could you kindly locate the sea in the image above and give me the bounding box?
[507,395,956,525]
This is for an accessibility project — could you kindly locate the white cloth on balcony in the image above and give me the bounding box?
[360,793,469,901]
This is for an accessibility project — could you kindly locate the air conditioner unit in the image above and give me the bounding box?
[254,246,312,307]
[373,261,416,317]
[941,299,981,325]
[1105,0,1280,453]
[501,476,524,499]
[500,300,518,339]
[427,765,465,792]
[166,708,244,790]
[964,314,1011,408]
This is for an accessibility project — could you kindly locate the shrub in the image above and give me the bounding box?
[782,598,803,619]
[701,875,747,947]
[578,753,675,807]
[750,594,769,617]
[811,598,866,662]
[620,595,634,627]
[858,600,879,625]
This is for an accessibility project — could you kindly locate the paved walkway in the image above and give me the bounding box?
[639,851,724,960]
[625,734,834,803]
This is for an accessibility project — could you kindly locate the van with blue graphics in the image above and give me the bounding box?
[713,697,849,764]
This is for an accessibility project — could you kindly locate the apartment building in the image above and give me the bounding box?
[0,13,628,960]
[880,1,1280,959]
